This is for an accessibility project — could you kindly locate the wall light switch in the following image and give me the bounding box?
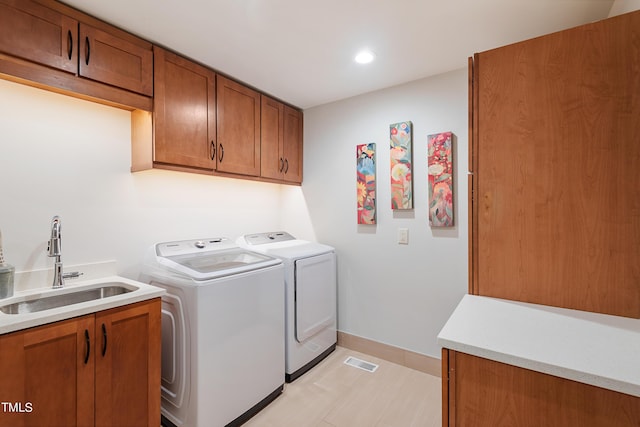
[398,228,409,245]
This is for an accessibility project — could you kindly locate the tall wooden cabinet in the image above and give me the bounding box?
[469,10,640,318]
[444,9,640,427]
[0,299,161,427]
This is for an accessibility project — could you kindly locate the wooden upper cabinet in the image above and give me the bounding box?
[260,95,285,180]
[153,47,216,170]
[0,0,78,74]
[261,95,303,183]
[78,23,153,96]
[470,11,640,318]
[0,0,152,109]
[282,105,303,183]
[216,75,261,176]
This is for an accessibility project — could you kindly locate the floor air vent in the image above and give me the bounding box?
[343,356,379,373]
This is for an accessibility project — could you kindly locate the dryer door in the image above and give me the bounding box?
[294,252,337,342]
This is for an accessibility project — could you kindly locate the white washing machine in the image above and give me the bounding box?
[237,232,337,382]
[139,238,285,427]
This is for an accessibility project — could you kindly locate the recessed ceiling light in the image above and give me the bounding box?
[355,50,375,64]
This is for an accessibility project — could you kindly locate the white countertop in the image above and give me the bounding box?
[437,294,640,397]
[0,261,165,335]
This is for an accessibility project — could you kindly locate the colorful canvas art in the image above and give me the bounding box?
[390,121,413,209]
[428,131,454,226]
[357,143,376,224]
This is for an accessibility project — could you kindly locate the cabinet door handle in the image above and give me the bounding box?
[210,140,216,161]
[279,158,284,172]
[67,30,73,60]
[218,143,224,162]
[284,159,289,174]
[101,323,107,357]
[85,36,90,65]
[84,329,90,364]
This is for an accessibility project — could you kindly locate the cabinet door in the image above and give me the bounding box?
[445,350,640,426]
[216,75,261,176]
[95,298,161,427]
[154,47,216,170]
[471,11,640,318]
[260,95,285,180]
[0,315,95,427]
[79,23,153,96]
[0,0,78,74]
[283,105,303,183]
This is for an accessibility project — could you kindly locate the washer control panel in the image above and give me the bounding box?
[242,232,295,245]
[156,238,230,256]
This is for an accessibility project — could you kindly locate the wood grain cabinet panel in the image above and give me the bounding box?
[153,47,216,170]
[0,0,78,74]
[0,298,160,427]
[260,95,285,180]
[470,10,640,318]
[217,75,261,176]
[0,0,153,110]
[260,96,303,183]
[79,23,153,96]
[442,350,640,427]
[282,104,303,183]
[95,299,161,427]
[0,315,95,427]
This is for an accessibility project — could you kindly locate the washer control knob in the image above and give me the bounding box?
[194,240,206,249]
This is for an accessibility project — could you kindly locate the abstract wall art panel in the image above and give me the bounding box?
[428,131,454,227]
[357,143,376,224]
[390,121,413,209]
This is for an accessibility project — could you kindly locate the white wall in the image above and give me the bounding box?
[608,0,640,16]
[302,68,469,358]
[1,67,469,360]
[0,78,290,279]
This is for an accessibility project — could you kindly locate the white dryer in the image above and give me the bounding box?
[139,238,284,427]
[237,232,336,382]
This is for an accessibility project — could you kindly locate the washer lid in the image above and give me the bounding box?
[154,238,281,280]
[238,233,334,259]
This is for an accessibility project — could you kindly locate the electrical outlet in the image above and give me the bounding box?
[397,228,409,244]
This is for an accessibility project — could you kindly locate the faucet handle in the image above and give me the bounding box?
[48,216,62,257]
[48,239,61,256]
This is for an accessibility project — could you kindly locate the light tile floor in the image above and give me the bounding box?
[244,346,442,427]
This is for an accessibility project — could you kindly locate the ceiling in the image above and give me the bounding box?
[61,0,615,109]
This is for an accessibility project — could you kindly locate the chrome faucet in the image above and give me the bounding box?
[47,215,64,289]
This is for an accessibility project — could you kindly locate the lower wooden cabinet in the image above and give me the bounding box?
[0,298,161,427]
[94,299,161,427]
[442,349,640,427]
